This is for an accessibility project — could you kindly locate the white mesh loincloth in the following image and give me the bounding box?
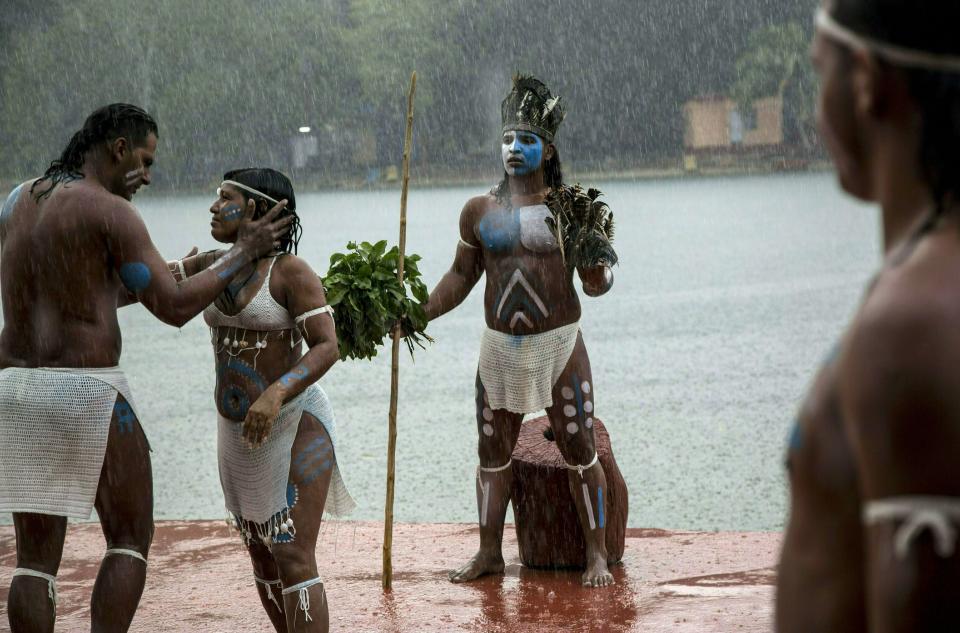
[0,366,139,518]
[478,322,580,414]
[218,384,355,543]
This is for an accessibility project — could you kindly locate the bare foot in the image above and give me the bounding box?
[581,554,615,587]
[448,550,505,583]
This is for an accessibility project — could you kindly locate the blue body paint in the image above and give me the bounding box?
[221,386,251,420]
[478,210,520,253]
[598,487,605,529]
[217,261,245,279]
[502,132,544,176]
[0,183,24,225]
[221,203,243,222]
[294,435,333,484]
[114,401,136,434]
[223,357,268,391]
[279,365,309,388]
[119,262,152,292]
[572,373,585,417]
[217,358,267,419]
[788,418,803,452]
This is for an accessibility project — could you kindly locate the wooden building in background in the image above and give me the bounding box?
[683,95,784,152]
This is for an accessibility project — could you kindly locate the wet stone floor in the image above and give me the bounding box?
[0,521,780,632]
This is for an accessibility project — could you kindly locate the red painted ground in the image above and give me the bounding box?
[0,521,781,632]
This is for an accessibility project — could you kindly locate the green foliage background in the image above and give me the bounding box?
[0,0,819,187]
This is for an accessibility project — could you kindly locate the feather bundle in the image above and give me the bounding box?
[544,184,618,273]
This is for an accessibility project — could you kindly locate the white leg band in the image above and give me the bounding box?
[478,459,512,475]
[476,460,511,528]
[282,577,324,623]
[565,452,599,478]
[254,575,283,612]
[13,568,57,608]
[105,548,147,563]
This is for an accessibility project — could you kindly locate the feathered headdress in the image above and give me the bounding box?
[501,74,565,142]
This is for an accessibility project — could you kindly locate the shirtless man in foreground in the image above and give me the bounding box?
[0,103,290,633]
[778,2,960,630]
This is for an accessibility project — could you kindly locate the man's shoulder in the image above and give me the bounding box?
[465,192,498,211]
[459,192,498,225]
[858,233,960,351]
[842,252,960,425]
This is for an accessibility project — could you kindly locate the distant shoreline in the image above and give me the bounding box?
[0,161,834,199]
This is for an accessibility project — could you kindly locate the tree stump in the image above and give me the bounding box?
[511,416,628,569]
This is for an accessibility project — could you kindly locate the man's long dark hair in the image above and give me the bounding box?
[223,167,302,255]
[31,103,158,201]
[830,0,960,217]
[494,146,564,207]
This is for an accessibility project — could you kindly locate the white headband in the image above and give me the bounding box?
[219,180,282,206]
[815,7,960,73]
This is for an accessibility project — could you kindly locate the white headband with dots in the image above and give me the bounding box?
[219,180,282,206]
[816,8,960,73]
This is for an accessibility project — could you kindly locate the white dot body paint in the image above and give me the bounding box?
[561,386,575,400]
[482,423,494,437]
[482,408,494,422]
[584,401,594,413]
[563,404,577,418]
[566,422,579,434]
[585,417,594,429]
[582,381,591,394]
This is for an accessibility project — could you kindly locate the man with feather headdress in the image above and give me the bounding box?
[423,74,618,587]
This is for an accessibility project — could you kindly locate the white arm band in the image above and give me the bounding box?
[459,237,479,249]
[864,496,960,559]
[295,306,334,325]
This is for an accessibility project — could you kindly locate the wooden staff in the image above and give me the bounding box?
[383,70,417,591]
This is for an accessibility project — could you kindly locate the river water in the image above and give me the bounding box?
[1,172,878,530]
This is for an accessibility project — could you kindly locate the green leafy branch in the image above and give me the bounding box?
[322,240,432,361]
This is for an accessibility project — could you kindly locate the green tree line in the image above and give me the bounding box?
[0,0,819,189]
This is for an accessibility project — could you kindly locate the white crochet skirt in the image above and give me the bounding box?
[478,322,580,414]
[218,383,355,546]
[0,366,140,518]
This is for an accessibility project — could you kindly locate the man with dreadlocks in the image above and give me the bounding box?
[172,168,354,632]
[423,75,618,587]
[0,104,290,633]
[778,1,960,630]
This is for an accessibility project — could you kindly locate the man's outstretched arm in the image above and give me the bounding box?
[105,197,291,327]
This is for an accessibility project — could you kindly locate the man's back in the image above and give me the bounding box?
[1,179,130,368]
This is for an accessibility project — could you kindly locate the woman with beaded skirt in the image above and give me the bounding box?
[174,167,354,633]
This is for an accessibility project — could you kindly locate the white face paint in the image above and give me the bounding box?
[125,168,143,187]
